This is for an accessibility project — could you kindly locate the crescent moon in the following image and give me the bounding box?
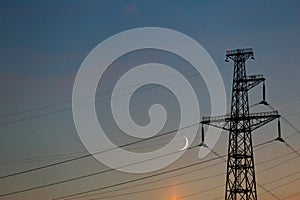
[180,137,189,151]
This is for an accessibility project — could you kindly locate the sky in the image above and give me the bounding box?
[0,0,300,200]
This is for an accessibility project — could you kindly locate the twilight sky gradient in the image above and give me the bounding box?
[0,1,300,200]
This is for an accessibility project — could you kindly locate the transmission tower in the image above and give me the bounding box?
[201,48,280,200]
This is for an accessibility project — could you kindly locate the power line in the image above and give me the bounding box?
[256,183,280,200]
[0,135,183,166]
[167,150,299,200]
[0,99,71,119]
[88,172,224,200]
[254,59,300,99]
[178,169,300,200]
[0,119,292,167]
[1,54,298,200]
[51,156,225,200]
[265,84,300,139]
[286,110,300,118]
[269,103,300,134]
[255,149,300,199]
[261,170,300,186]
[266,103,300,158]
[177,184,224,200]
[52,140,283,200]
[250,170,300,200]
[66,148,300,200]
[0,135,293,199]
[0,62,230,126]
[284,191,300,199]
[256,153,298,174]
[73,147,300,200]
[2,149,207,199]
[72,160,225,200]
[0,122,198,179]
[0,72,187,126]
[206,130,300,200]
[283,140,300,157]
[255,149,300,166]
[202,146,282,200]
[0,148,188,198]
[260,177,300,197]
[273,102,300,112]
[202,48,281,200]
[253,60,300,155]
[0,120,292,197]
[282,116,300,138]
[175,57,300,200]
[1,55,298,199]
[174,148,300,200]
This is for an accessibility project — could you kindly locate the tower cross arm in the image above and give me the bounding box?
[201,110,280,132]
[239,74,265,91]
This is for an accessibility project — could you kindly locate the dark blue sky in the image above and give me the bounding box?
[0,1,300,200]
[1,0,299,76]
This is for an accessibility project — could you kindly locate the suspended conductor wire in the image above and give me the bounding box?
[64,148,300,200]
[0,122,198,180]
[0,62,230,126]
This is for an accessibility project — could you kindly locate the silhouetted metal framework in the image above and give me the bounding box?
[201,48,280,200]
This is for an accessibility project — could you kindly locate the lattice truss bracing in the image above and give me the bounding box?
[201,48,280,200]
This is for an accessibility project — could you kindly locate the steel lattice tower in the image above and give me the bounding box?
[201,48,280,200]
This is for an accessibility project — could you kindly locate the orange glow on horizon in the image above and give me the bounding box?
[171,181,177,200]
